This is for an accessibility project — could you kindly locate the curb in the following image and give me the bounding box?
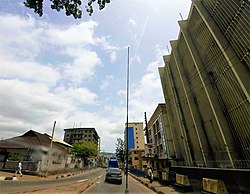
[0,176,18,181]
[56,169,95,179]
[0,168,96,181]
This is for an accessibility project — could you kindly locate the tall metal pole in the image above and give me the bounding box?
[125,46,130,194]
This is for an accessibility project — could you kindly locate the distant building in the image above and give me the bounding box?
[124,122,146,170]
[130,148,148,171]
[124,122,145,152]
[63,127,99,147]
[159,0,250,168]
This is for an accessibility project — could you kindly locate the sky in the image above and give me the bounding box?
[0,0,191,152]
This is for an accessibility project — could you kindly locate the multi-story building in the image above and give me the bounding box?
[147,103,174,159]
[124,122,146,170]
[125,122,145,151]
[159,0,250,169]
[63,128,99,147]
[129,148,147,171]
[146,103,175,179]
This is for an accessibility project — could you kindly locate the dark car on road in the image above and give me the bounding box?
[105,167,122,184]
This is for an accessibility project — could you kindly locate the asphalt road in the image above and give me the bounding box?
[0,169,156,194]
[84,171,155,194]
[0,168,103,193]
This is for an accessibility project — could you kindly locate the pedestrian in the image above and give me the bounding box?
[14,161,23,177]
[147,166,153,183]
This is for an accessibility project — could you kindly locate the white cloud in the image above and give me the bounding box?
[128,18,137,27]
[110,51,117,63]
[0,55,60,86]
[56,87,99,105]
[128,59,164,121]
[95,36,120,63]
[62,50,102,85]
[0,14,42,60]
[45,21,98,47]
[0,14,107,140]
[0,14,108,86]
[0,79,71,138]
[100,75,114,89]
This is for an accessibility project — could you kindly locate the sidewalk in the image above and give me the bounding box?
[0,168,97,181]
[129,173,199,194]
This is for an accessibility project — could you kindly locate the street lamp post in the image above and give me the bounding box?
[125,46,130,194]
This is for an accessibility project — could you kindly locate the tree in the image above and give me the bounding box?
[115,138,124,164]
[71,140,98,158]
[23,0,112,19]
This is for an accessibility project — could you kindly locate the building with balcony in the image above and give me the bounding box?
[159,0,250,169]
[146,103,174,180]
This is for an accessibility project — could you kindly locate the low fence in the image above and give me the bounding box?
[170,166,250,193]
[0,161,38,172]
[1,160,97,175]
[129,168,146,177]
[173,160,250,169]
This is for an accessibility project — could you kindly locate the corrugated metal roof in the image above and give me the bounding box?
[0,130,71,153]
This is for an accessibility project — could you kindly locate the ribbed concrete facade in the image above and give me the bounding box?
[159,0,250,169]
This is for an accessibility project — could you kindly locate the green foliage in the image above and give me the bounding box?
[71,140,98,158]
[8,154,23,161]
[115,138,124,163]
[23,0,111,19]
[97,156,105,166]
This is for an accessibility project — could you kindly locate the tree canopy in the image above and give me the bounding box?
[23,0,111,19]
[71,140,98,158]
[115,138,124,164]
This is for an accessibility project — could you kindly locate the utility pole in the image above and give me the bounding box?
[46,121,56,176]
[50,121,56,150]
[125,46,130,194]
[144,112,149,143]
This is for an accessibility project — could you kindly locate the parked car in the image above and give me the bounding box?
[105,167,122,184]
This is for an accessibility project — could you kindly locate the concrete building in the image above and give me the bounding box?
[125,122,145,151]
[63,127,99,147]
[129,148,147,171]
[146,104,174,179]
[147,103,174,160]
[0,130,79,175]
[124,122,146,170]
[159,0,250,169]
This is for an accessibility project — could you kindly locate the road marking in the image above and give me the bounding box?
[98,175,102,179]
[77,179,88,182]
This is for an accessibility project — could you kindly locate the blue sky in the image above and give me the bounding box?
[0,0,191,152]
